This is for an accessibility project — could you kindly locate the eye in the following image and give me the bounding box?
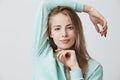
[54,28,60,31]
[67,26,74,30]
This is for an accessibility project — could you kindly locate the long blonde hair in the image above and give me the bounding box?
[47,6,91,78]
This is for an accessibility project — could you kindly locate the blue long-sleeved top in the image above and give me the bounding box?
[32,0,103,80]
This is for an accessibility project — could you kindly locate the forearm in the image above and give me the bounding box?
[44,0,97,15]
[32,1,50,56]
[83,5,95,13]
[44,0,84,12]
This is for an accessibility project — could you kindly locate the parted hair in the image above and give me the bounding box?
[47,6,91,78]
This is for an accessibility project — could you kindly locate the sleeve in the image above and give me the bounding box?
[44,0,84,12]
[70,64,103,80]
[70,68,84,80]
[87,64,103,80]
[31,0,84,56]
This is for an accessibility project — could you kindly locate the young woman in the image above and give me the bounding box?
[32,0,107,80]
[47,6,103,80]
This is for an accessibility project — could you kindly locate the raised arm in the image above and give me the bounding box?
[46,0,108,37]
[32,0,84,56]
[44,0,84,12]
[32,0,107,56]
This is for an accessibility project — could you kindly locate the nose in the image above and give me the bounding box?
[62,29,67,37]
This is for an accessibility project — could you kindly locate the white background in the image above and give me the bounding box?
[0,0,120,80]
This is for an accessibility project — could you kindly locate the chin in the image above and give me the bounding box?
[58,46,73,50]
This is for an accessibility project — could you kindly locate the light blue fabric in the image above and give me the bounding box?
[32,0,103,80]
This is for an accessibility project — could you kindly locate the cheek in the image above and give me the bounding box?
[51,33,60,45]
[72,35,76,43]
[70,32,76,43]
[70,31,76,38]
[50,30,55,38]
[50,31,59,40]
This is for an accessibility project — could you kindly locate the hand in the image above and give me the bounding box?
[84,5,108,37]
[55,49,80,70]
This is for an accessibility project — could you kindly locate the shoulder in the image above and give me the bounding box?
[88,59,103,69]
[86,59,103,78]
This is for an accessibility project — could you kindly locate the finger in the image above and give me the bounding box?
[56,50,67,64]
[100,30,107,37]
[55,48,63,53]
[100,27,106,34]
[101,29,107,37]
[102,17,107,28]
[94,23,100,33]
[59,54,64,63]
[61,53,70,69]
[100,17,107,31]
[100,25,108,37]
[102,21,107,32]
[62,52,70,59]
[56,51,62,59]
[98,22,107,37]
[103,31,107,37]
[103,22,108,37]
[60,50,69,59]
[56,52,64,63]
[101,30,107,37]
[62,50,74,59]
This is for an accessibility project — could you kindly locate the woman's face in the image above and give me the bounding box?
[50,13,76,50]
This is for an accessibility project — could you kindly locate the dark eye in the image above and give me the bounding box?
[55,28,60,31]
[67,26,73,30]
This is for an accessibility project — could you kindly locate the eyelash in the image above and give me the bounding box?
[54,28,60,31]
[54,26,74,31]
[67,27,73,30]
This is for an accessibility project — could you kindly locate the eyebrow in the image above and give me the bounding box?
[53,24,73,28]
[66,24,73,27]
[53,25,61,28]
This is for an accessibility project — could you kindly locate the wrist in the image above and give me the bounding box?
[83,5,94,13]
[70,62,80,70]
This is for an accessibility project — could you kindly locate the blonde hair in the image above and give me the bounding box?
[47,6,91,78]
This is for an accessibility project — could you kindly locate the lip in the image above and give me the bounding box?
[60,39,70,44]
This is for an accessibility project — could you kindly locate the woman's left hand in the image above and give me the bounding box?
[83,5,108,37]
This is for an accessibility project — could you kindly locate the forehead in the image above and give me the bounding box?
[50,13,72,26]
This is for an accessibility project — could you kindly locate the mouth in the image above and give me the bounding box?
[60,39,70,44]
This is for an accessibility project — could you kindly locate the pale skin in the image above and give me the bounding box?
[50,13,80,70]
[49,5,108,79]
[49,8,108,70]
[84,5,108,37]
[55,49,80,70]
